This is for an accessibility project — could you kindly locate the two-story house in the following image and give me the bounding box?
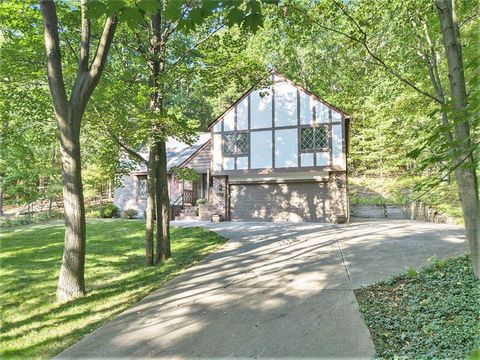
[114,70,350,223]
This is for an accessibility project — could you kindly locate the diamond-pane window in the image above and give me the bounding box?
[224,134,236,155]
[315,127,328,148]
[223,133,248,156]
[137,176,147,197]
[301,128,315,150]
[301,126,328,151]
[236,133,248,154]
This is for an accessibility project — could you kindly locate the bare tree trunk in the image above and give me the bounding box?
[145,145,156,266]
[436,0,480,277]
[155,143,163,262]
[156,141,171,262]
[0,172,3,217]
[57,111,87,300]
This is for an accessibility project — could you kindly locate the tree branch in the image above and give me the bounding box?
[106,127,148,165]
[289,2,443,104]
[79,0,90,72]
[39,0,68,116]
[89,14,118,84]
[406,141,479,204]
[165,22,225,74]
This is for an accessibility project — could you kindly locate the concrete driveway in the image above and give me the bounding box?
[58,219,466,359]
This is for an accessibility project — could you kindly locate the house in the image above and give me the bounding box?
[113,133,211,215]
[114,70,350,223]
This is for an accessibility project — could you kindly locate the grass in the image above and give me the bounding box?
[355,254,480,359]
[0,219,227,359]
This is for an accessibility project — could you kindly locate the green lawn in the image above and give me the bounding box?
[355,254,480,359]
[0,219,227,359]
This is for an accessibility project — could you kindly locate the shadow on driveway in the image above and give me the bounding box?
[57,219,466,359]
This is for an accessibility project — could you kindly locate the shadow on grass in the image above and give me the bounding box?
[0,221,227,359]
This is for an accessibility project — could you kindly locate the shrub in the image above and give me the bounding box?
[196,198,207,205]
[0,211,64,229]
[99,204,117,218]
[85,209,101,218]
[121,209,138,219]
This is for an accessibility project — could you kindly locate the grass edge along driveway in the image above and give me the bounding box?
[0,219,227,359]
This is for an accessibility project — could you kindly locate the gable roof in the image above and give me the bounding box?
[132,133,211,174]
[207,69,350,130]
[165,133,211,170]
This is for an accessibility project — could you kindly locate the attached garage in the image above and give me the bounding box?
[229,182,328,222]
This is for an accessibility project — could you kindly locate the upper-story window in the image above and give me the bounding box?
[301,126,328,151]
[224,133,248,156]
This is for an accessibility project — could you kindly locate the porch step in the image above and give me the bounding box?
[181,207,197,215]
[175,215,198,221]
[174,205,198,221]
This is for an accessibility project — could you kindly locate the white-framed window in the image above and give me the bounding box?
[137,175,147,197]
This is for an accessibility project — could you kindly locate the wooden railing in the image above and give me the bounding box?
[182,190,193,205]
[170,194,183,220]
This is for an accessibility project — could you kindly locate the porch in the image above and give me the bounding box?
[171,173,208,220]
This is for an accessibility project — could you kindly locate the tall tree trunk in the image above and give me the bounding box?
[40,0,117,300]
[436,0,480,277]
[146,10,171,264]
[145,145,156,266]
[56,110,87,300]
[0,172,3,217]
[155,143,163,262]
[156,141,171,263]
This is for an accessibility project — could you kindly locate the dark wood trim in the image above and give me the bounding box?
[271,74,275,169]
[208,71,271,131]
[328,109,333,167]
[212,166,346,176]
[313,98,317,167]
[225,175,230,221]
[341,115,346,168]
[234,102,237,132]
[272,70,351,118]
[221,131,224,171]
[229,178,329,185]
[222,122,342,134]
[297,88,301,167]
[247,94,251,170]
[207,69,350,130]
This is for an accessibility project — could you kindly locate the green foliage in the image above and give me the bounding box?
[120,208,138,219]
[355,254,480,359]
[98,203,117,218]
[196,198,207,205]
[406,267,417,278]
[349,176,462,221]
[86,0,278,32]
[0,0,122,207]
[170,167,199,182]
[0,220,227,358]
[0,211,64,229]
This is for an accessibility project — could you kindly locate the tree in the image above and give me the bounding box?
[39,0,117,301]
[97,0,278,265]
[0,1,61,216]
[286,0,479,275]
[435,0,479,276]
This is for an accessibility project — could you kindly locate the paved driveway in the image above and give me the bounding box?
[58,219,466,359]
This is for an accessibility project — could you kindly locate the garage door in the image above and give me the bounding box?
[229,182,327,222]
